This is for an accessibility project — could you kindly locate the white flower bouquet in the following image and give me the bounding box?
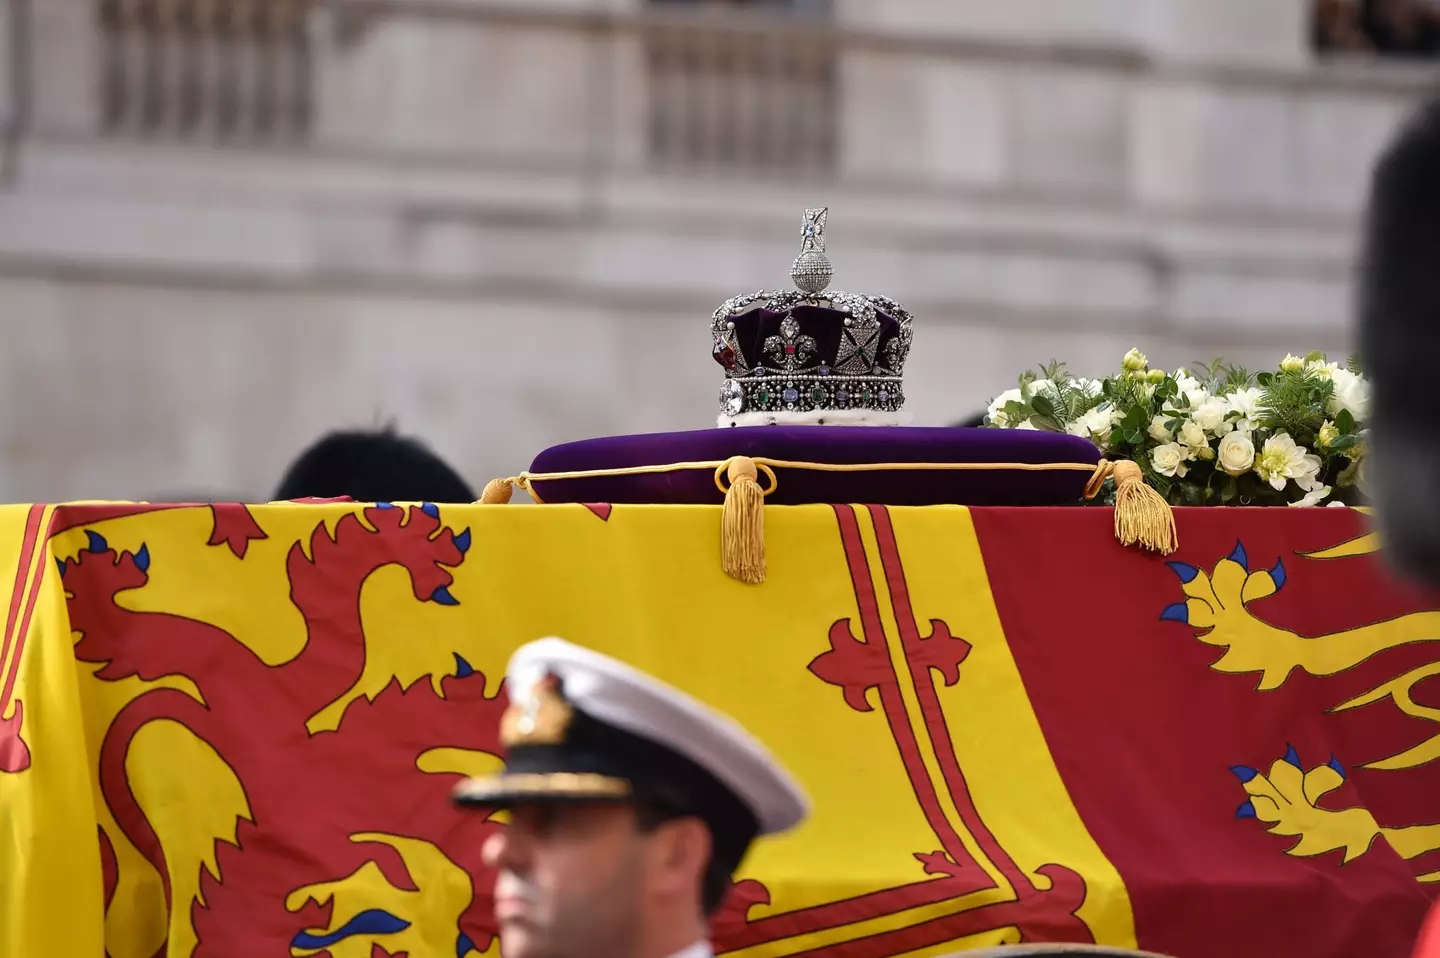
[983,349,1369,507]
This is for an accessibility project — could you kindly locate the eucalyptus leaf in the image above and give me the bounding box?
[1031,415,1064,433]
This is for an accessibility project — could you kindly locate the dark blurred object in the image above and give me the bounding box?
[1314,0,1440,53]
[951,412,989,428]
[1314,0,1376,50]
[1360,97,1440,587]
[1363,0,1440,54]
[274,428,476,504]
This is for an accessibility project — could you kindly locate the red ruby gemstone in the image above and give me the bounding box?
[784,344,797,355]
[713,339,737,369]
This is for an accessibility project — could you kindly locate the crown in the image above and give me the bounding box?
[711,209,915,427]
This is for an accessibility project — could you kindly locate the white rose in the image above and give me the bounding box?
[1192,397,1233,436]
[1069,377,1103,398]
[1067,406,1121,446]
[1280,354,1305,373]
[986,388,1024,427]
[1327,368,1370,422]
[1026,378,1054,398]
[1170,371,1208,411]
[1306,360,1339,381]
[1289,484,1333,507]
[1014,420,1038,430]
[1217,431,1255,476]
[1152,442,1191,478]
[1178,420,1209,450]
[1148,414,1174,443]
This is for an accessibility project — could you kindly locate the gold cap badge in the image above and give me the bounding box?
[500,673,573,747]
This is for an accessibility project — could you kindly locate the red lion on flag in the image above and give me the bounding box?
[66,503,505,957]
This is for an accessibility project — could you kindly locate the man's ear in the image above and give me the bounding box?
[650,817,713,894]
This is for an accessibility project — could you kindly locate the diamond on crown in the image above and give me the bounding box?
[711,209,914,425]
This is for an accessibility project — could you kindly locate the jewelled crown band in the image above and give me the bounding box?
[712,208,915,428]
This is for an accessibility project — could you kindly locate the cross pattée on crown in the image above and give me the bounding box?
[800,208,828,254]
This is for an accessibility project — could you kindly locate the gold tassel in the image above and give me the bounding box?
[480,477,515,505]
[1087,459,1178,555]
[720,456,767,585]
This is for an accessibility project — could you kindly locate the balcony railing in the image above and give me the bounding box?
[97,0,313,139]
[644,16,837,172]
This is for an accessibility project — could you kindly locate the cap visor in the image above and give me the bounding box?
[453,772,632,807]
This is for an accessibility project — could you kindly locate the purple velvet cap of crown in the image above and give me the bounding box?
[714,304,904,375]
[528,427,1102,507]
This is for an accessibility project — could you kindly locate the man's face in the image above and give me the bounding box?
[483,802,649,958]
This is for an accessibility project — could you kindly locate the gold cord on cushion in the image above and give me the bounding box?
[479,455,1174,581]
[714,456,776,584]
[1084,459,1178,555]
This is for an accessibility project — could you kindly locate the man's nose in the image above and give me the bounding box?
[483,826,525,871]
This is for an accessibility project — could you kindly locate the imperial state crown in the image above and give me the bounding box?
[482,206,1135,585]
[711,208,914,427]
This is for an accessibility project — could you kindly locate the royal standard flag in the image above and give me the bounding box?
[0,501,1435,957]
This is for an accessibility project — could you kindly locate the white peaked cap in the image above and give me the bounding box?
[499,637,810,836]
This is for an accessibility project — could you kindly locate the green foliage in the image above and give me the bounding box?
[1256,370,1333,443]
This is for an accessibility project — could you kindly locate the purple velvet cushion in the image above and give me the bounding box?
[528,427,1101,507]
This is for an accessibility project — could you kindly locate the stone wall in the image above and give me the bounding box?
[0,0,1429,501]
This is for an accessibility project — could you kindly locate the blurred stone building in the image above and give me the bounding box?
[0,0,1430,500]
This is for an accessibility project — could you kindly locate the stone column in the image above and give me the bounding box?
[30,0,99,133]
